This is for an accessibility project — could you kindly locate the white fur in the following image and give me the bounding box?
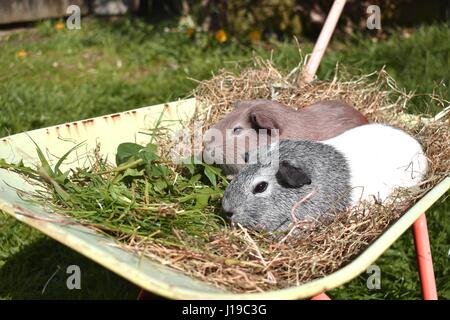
[324,124,428,203]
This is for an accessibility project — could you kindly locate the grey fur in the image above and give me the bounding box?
[221,139,352,232]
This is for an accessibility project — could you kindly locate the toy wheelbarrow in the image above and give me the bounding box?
[0,0,448,299]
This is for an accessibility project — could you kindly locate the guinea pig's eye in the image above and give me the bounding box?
[253,181,268,194]
[233,127,243,135]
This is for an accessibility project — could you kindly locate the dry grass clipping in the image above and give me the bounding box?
[132,58,450,293]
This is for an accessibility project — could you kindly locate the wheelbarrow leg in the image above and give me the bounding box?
[310,292,331,300]
[412,213,438,300]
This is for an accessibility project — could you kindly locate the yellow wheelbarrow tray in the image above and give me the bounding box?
[1,98,449,299]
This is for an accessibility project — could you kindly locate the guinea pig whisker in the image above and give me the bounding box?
[272,217,291,234]
[290,188,318,224]
[273,189,318,242]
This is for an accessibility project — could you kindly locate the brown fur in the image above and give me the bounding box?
[204,99,368,175]
[219,99,368,140]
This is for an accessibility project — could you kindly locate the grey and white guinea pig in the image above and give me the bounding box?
[221,123,428,233]
[203,99,368,177]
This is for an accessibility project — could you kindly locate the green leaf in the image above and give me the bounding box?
[203,165,217,187]
[146,164,169,178]
[140,143,159,163]
[204,164,228,186]
[54,142,86,176]
[178,194,195,202]
[149,110,165,144]
[30,138,54,177]
[194,193,210,209]
[189,174,202,184]
[0,158,42,181]
[208,188,224,201]
[116,143,144,166]
[184,162,196,175]
[37,167,71,202]
[153,179,168,193]
[121,168,144,179]
[53,170,70,185]
[180,192,211,209]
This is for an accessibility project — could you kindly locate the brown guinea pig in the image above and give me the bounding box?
[203,99,368,176]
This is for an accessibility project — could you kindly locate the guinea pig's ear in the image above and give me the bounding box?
[250,110,279,133]
[276,161,311,188]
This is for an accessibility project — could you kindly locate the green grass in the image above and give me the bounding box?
[0,18,449,299]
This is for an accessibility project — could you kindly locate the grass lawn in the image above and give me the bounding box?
[0,18,448,299]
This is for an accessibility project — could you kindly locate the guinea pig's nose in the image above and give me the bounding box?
[221,197,234,218]
[222,210,234,219]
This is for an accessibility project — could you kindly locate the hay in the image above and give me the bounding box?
[134,57,449,293]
